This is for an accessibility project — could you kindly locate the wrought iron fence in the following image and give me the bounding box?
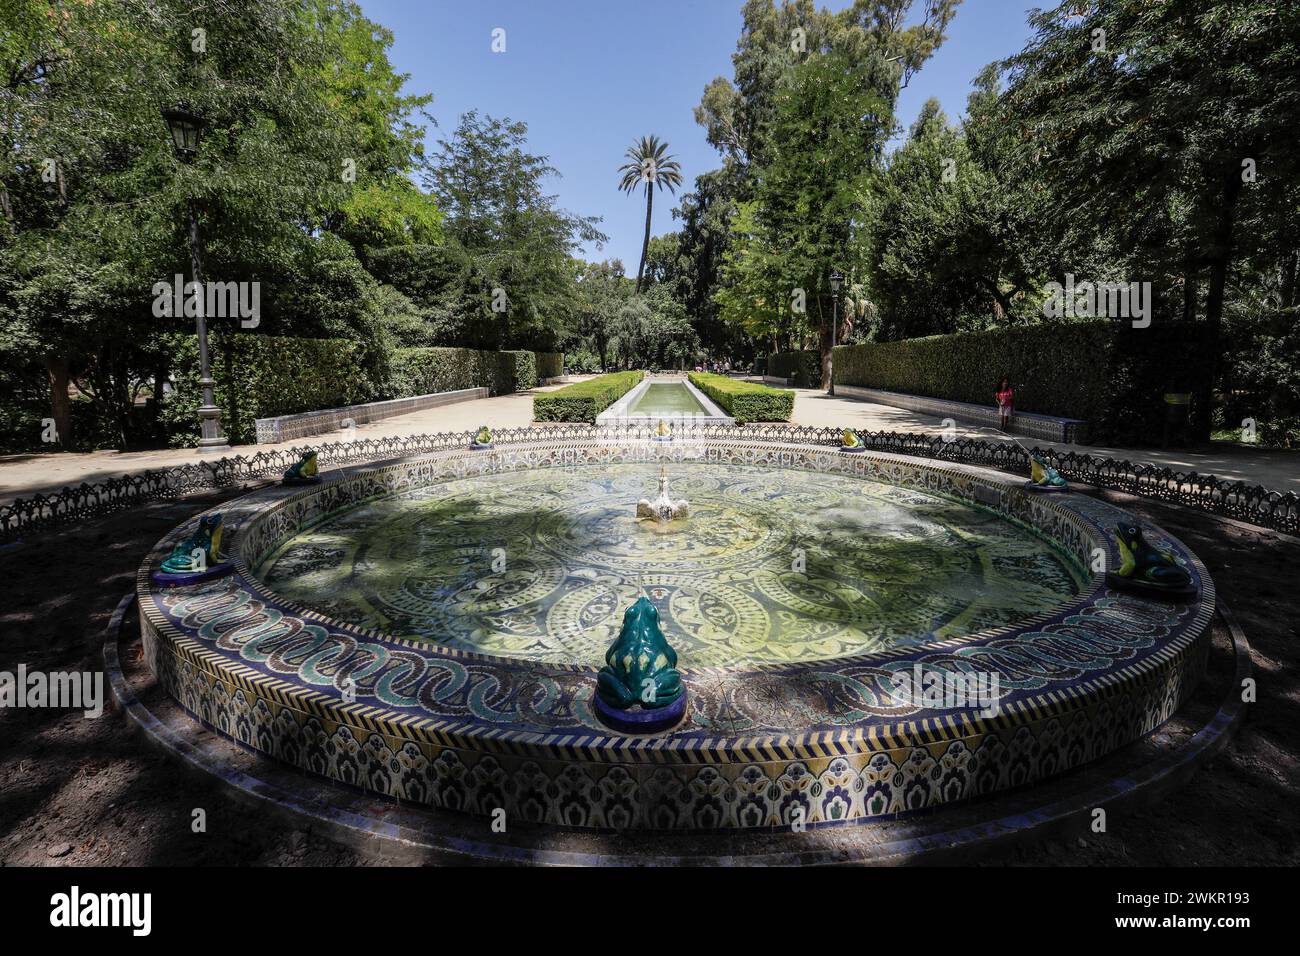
[2,423,1295,542]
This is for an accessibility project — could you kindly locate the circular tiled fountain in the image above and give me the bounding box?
[136,437,1214,830]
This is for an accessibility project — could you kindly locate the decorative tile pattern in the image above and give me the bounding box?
[137,440,1214,830]
[254,462,1083,667]
[254,388,487,444]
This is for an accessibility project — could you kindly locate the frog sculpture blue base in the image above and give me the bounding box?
[594,596,687,734]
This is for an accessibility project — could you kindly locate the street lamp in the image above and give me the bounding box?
[161,104,228,452]
[829,270,844,395]
[160,105,204,160]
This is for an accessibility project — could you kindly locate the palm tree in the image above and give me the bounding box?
[618,135,683,294]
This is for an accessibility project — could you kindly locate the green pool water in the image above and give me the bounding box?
[628,382,710,417]
[256,463,1084,668]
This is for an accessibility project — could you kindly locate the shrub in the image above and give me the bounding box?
[688,372,794,423]
[533,371,643,422]
[162,333,370,445]
[766,350,820,388]
[393,347,540,397]
[535,351,564,380]
[496,350,537,393]
[391,347,490,397]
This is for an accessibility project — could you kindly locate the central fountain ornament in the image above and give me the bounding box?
[637,466,689,523]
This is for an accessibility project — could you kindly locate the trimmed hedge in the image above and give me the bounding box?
[167,342,553,445]
[688,372,794,423]
[832,320,1214,444]
[536,351,564,380]
[832,323,1115,421]
[533,371,643,423]
[498,350,537,393]
[163,333,369,445]
[392,347,490,397]
[767,350,821,388]
[393,347,543,398]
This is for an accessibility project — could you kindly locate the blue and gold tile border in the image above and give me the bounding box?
[136,440,1214,830]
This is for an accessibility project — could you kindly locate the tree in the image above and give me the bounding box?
[867,98,1040,338]
[574,259,630,371]
[617,135,683,294]
[997,0,1300,436]
[719,47,894,385]
[0,0,448,449]
[692,0,961,380]
[423,111,606,351]
[672,167,747,362]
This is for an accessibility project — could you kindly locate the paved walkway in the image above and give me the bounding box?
[2,380,1295,502]
[785,387,1299,492]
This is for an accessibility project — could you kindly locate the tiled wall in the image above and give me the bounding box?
[254,387,489,444]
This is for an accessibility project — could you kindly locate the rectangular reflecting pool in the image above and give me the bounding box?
[629,383,710,417]
[596,377,733,424]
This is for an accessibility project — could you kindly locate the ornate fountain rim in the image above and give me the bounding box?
[135,438,1215,830]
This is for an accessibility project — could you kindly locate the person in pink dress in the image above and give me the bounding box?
[995,377,1015,431]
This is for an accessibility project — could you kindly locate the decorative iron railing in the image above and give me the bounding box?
[2,423,1295,541]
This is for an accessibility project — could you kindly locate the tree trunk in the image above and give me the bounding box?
[1196,168,1244,440]
[45,355,71,447]
[635,185,654,294]
[1182,258,1198,322]
[817,296,832,389]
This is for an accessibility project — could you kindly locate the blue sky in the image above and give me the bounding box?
[357,0,1040,269]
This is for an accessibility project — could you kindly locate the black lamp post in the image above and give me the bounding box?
[829,270,844,395]
[161,105,228,451]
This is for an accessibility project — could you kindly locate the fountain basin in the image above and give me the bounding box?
[136,437,1213,830]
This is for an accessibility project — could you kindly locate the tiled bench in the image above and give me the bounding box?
[835,385,1089,444]
[254,387,488,444]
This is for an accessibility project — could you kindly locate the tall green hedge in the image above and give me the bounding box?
[533,371,643,422]
[833,320,1214,444]
[767,350,820,388]
[688,372,794,423]
[162,333,370,445]
[498,350,538,393]
[536,351,564,380]
[393,347,544,397]
[391,347,490,396]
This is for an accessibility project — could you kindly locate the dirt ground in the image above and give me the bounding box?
[0,480,1296,866]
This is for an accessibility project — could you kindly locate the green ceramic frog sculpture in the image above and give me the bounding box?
[841,429,865,451]
[1110,522,1193,594]
[282,450,321,485]
[1026,452,1069,490]
[472,425,493,448]
[160,513,225,574]
[596,597,684,710]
